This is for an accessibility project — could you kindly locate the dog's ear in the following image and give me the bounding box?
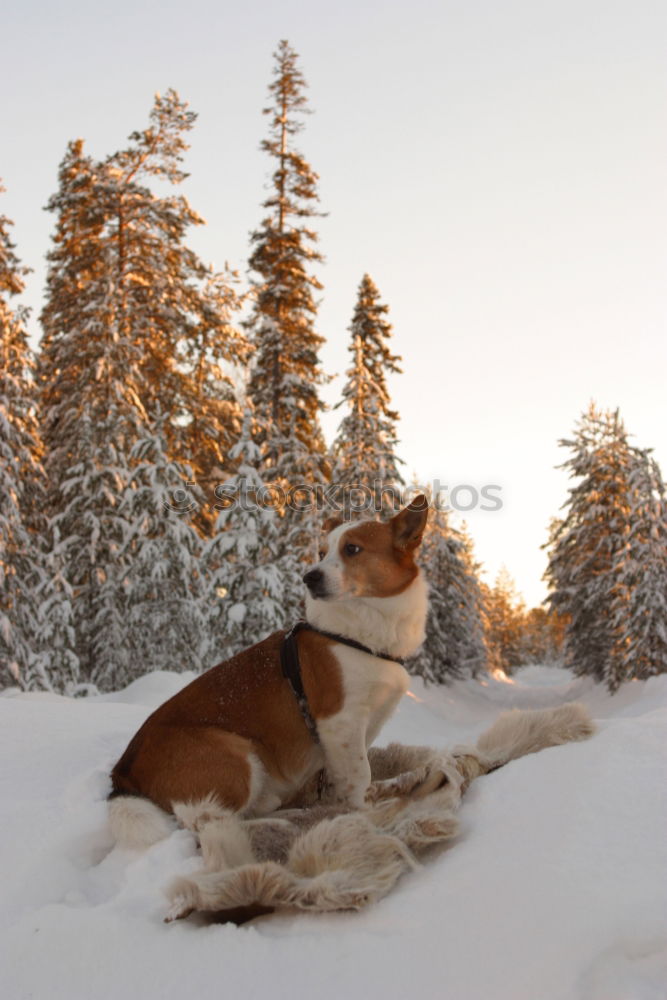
[322,514,344,535]
[391,496,429,550]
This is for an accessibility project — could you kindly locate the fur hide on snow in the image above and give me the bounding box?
[165,703,595,925]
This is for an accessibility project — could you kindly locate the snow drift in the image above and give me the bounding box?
[1,665,666,1000]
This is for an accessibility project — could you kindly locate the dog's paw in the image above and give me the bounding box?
[164,895,193,923]
[368,763,450,803]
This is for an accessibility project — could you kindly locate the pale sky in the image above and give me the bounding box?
[3,0,666,606]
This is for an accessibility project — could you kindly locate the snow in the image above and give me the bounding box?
[1,665,666,1000]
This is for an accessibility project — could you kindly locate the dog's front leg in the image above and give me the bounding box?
[317,714,371,809]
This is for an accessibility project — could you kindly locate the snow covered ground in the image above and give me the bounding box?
[1,665,666,1000]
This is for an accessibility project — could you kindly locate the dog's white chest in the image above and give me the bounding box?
[331,645,410,745]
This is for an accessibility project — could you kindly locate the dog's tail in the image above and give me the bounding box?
[474,702,595,772]
[108,794,175,849]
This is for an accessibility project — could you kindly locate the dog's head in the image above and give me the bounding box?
[302,496,429,602]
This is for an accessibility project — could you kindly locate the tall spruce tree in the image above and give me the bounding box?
[38,92,244,688]
[545,406,634,682]
[0,188,46,688]
[544,404,667,691]
[409,502,487,683]
[607,449,667,690]
[38,141,147,687]
[246,40,328,505]
[332,274,404,516]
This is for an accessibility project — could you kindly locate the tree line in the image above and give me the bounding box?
[1,42,665,694]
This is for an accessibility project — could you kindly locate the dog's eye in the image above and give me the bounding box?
[318,550,326,561]
[344,543,362,556]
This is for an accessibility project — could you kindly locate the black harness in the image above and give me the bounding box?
[279,620,406,744]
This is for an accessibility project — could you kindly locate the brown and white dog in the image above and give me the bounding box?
[108,496,430,848]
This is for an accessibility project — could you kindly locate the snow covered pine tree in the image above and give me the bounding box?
[607,447,667,690]
[245,41,329,601]
[410,502,487,683]
[38,139,150,690]
[545,404,667,691]
[332,274,404,517]
[0,186,47,689]
[38,93,244,689]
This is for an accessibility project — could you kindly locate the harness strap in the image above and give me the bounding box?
[280,619,406,748]
[280,622,321,744]
[294,620,406,666]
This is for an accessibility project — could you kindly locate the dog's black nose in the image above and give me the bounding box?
[303,568,327,598]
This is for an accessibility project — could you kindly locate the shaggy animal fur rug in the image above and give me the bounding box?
[165,703,595,925]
